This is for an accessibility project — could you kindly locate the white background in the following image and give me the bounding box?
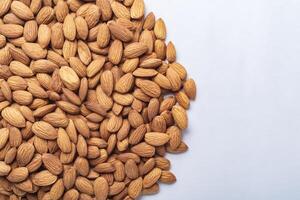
[144,0,300,200]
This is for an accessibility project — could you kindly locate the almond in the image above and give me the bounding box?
[143,168,161,188]
[135,79,161,98]
[171,105,188,129]
[32,170,57,186]
[59,66,80,91]
[145,132,170,146]
[42,153,63,175]
[11,1,34,21]
[1,106,26,128]
[0,24,23,38]
[32,121,58,140]
[7,167,29,183]
[183,79,197,100]
[124,42,148,58]
[97,23,110,48]
[16,142,35,166]
[128,177,143,198]
[22,42,47,59]
[131,142,155,157]
[94,177,109,200]
[108,21,133,42]
[50,179,64,200]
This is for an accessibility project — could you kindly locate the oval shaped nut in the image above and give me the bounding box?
[32,121,58,140]
[11,1,34,21]
[97,23,110,48]
[75,16,89,40]
[9,61,33,77]
[0,161,11,176]
[94,177,109,200]
[75,177,94,195]
[63,14,76,41]
[108,21,133,42]
[111,1,130,19]
[131,0,145,19]
[57,128,72,153]
[38,24,51,48]
[86,57,105,78]
[0,24,23,38]
[43,112,69,128]
[115,73,134,93]
[124,42,148,58]
[154,18,166,40]
[64,189,79,200]
[31,59,58,73]
[159,170,177,184]
[7,76,27,90]
[131,142,155,158]
[143,168,162,188]
[63,166,76,190]
[1,107,26,128]
[125,159,139,179]
[100,70,114,96]
[183,79,197,100]
[135,79,161,98]
[55,0,69,22]
[50,179,65,200]
[36,6,55,25]
[166,41,176,62]
[166,67,182,91]
[128,177,143,199]
[171,105,188,130]
[24,20,38,42]
[7,167,29,183]
[12,90,33,105]
[109,182,125,196]
[175,91,190,109]
[21,42,47,60]
[16,142,35,166]
[59,66,80,91]
[32,170,57,186]
[26,154,42,173]
[145,132,170,146]
[108,39,123,65]
[42,153,63,175]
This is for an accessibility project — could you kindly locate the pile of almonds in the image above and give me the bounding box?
[0,0,197,199]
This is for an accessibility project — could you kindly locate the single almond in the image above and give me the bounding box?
[97,23,110,48]
[131,142,155,157]
[145,132,170,146]
[42,153,63,175]
[1,106,26,128]
[108,21,133,42]
[7,167,29,183]
[32,121,58,140]
[94,177,109,200]
[128,177,143,199]
[124,42,148,58]
[171,105,188,130]
[0,24,23,38]
[143,168,162,188]
[32,170,57,186]
[11,1,34,20]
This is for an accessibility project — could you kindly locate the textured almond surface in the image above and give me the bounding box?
[0,0,196,199]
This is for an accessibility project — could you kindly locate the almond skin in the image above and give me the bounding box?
[1,107,26,128]
[32,121,58,140]
[32,170,57,186]
[7,167,29,183]
[145,132,170,146]
[42,153,63,175]
[16,142,35,166]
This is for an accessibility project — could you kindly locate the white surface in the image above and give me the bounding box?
[144,0,300,200]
